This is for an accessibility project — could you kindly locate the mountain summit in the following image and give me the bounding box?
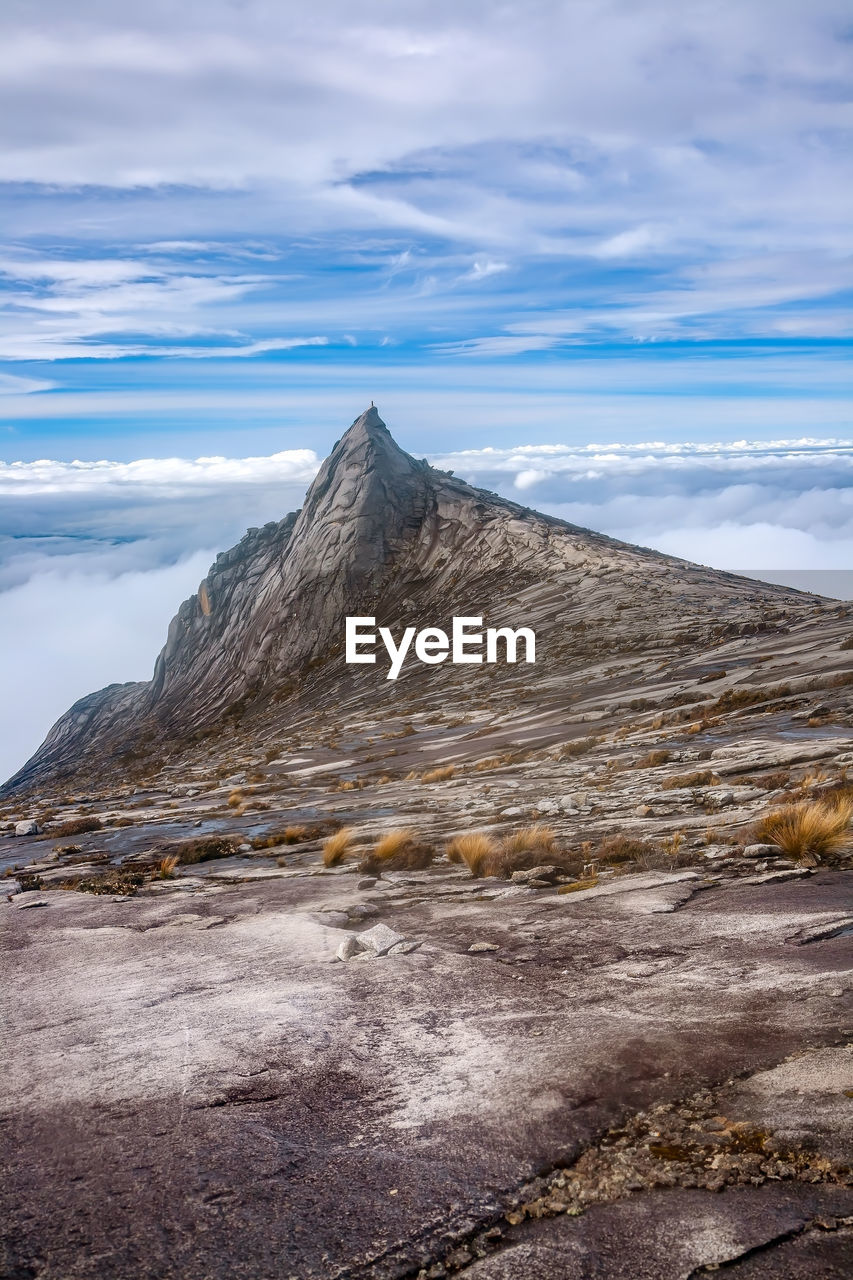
[2,407,831,794]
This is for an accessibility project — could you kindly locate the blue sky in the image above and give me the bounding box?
[1,0,852,781]
[1,0,852,460]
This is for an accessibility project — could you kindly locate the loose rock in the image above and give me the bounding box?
[356,922,406,955]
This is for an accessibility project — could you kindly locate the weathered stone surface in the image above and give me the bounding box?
[355,921,405,954]
[11,890,49,909]
[510,866,559,884]
[335,935,361,962]
[14,819,38,836]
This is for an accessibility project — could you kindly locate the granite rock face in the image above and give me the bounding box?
[1,406,832,796]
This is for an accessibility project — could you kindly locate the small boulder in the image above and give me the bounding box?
[336,936,362,962]
[468,941,499,953]
[388,940,421,955]
[510,865,559,885]
[14,820,39,837]
[742,843,783,858]
[357,878,378,890]
[347,902,379,921]
[356,922,406,955]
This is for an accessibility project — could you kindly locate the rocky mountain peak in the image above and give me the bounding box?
[1,408,834,796]
[293,405,430,573]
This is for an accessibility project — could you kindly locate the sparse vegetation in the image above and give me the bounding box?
[249,824,310,849]
[154,855,179,880]
[421,764,456,783]
[154,835,239,865]
[662,830,686,859]
[635,750,671,769]
[594,834,656,865]
[750,798,853,866]
[501,823,556,858]
[661,770,719,790]
[227,788,244,808]
[322,827,354,867]
[358,828,434,874]
[53,816,103,837]
[558,877,598,894]
[711,683,792,714]
[445,831,498,876]
[450,824,579,879]
[741,770,791,792]
[557,737,597,760]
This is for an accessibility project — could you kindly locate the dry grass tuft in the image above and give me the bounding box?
[452,824,574,879]
[751,798,853,866]
[53,816,103,837]
[635,750,671,769]
[445,831,499,876]
[474,757,502,772]
[421,764,456,783]
[358,827,434,874]
[154,835,239,865]
[250,825,310,850]
[154,854,179,880]
[594,834,655,865]
[227,788,244,809]
[661,770,719,790]
[322,827,354,867]
[501,823,556,857]
[372,827,416,860]
[557,737,598,760]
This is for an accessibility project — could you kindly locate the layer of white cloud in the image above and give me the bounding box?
[0,553,214,786]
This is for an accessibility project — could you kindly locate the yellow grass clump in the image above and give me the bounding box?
[322,827,354,867]
[421,764,456,783]
[227,788,244,809]
[359,827,434,873]
[445,832,498,876]
[500,823,556,857]
[154,854,179,880]
[373,828,415,861]
[752,798,853,866]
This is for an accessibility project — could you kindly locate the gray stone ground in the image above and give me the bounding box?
[2,849,851,1278]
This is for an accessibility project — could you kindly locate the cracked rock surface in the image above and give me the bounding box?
[2,863,851,1278]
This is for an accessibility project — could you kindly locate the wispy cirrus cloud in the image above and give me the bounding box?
[0,0,851,375]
